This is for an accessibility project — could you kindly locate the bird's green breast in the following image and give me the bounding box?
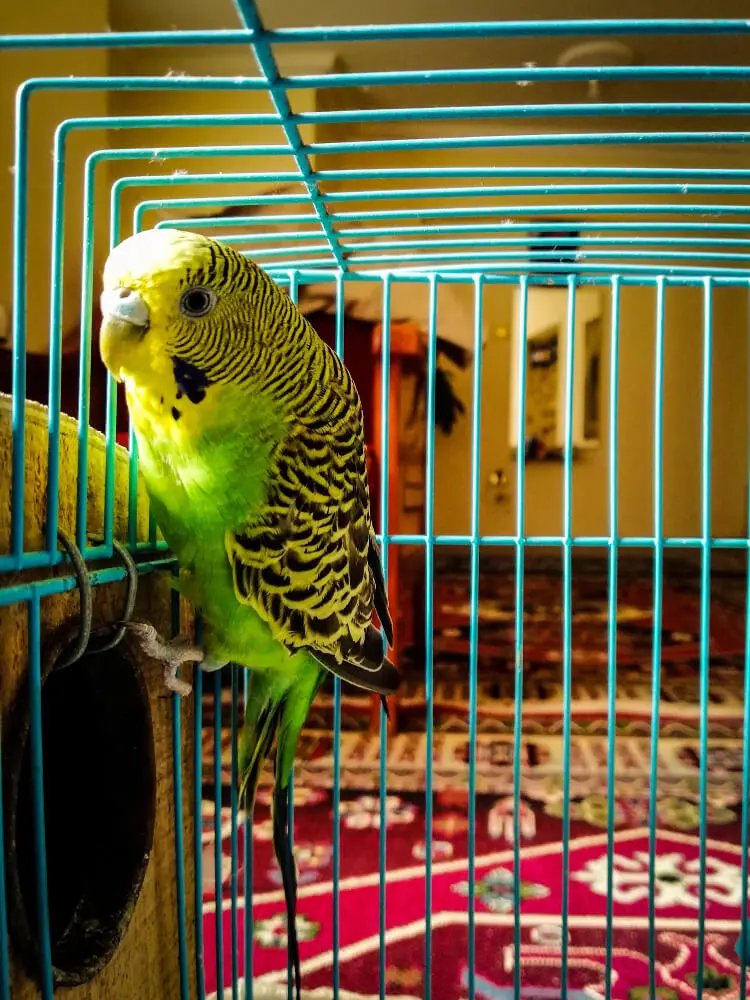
[129,381,294,669]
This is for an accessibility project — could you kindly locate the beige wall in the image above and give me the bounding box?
[106,47,320,241]
[431,282,748,541]
[0,39,329,353]
[0,1,110,352]
[314,139,749,543]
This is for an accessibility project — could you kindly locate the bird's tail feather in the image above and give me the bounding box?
[238,664,324,1000]
[238,685,282,814]
[272,761,299,1000]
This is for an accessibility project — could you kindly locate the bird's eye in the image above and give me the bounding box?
[179,287,216,319]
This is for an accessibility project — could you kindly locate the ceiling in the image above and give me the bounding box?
[110,0,750,76]
[108,0,750,118]
[103,0,750,282]
[111,0,750,33]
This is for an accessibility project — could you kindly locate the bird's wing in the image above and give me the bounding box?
[226,392,397,695]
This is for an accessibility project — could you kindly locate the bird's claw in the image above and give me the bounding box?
[123,620,203,697]
[163,662,194,697]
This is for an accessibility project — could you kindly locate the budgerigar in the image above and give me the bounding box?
[98,228,398,998]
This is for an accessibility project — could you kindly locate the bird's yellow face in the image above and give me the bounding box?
[100,227,314,452]
[100,229,231,388]
[101,227,297,413]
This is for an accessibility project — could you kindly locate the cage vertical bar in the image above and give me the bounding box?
[560,276,577,989]
[512,276,529,1000]
[648,278,667,997]
[423,275,438,1000]
[465,274,484,1000]
[378,274,393,1000]
[332,270,345,1000]
[604,276,621,1000]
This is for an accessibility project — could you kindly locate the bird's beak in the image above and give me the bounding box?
[101,287,150,328]
[99,287,150,381]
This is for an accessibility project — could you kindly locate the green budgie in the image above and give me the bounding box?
[98,228,398,998]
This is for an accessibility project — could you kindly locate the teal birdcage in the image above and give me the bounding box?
[0,5,749,1000]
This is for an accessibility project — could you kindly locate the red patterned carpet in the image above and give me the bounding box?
[200,556,750,999]
[202,789,749,999]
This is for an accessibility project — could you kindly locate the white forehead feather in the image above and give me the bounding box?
[102,228,210,288]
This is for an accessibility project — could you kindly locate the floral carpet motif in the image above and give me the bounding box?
[202,791,750,999]
[200,559,750,997]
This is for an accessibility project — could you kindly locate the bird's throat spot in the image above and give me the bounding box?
[171,356,211,405]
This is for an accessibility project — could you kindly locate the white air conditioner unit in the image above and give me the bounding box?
[508,286,604,458]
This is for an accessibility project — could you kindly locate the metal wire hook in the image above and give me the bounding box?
[45,529,139,666]
[53,528,93,670]
[85,537,139,655]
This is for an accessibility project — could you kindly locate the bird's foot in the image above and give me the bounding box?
[124,621,203,697]
[162,662,194,698]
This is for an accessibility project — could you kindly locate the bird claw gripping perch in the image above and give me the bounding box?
[122,621,202,697]
[48,528,205,697]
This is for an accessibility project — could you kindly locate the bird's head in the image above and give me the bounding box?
[99,227,293,400]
